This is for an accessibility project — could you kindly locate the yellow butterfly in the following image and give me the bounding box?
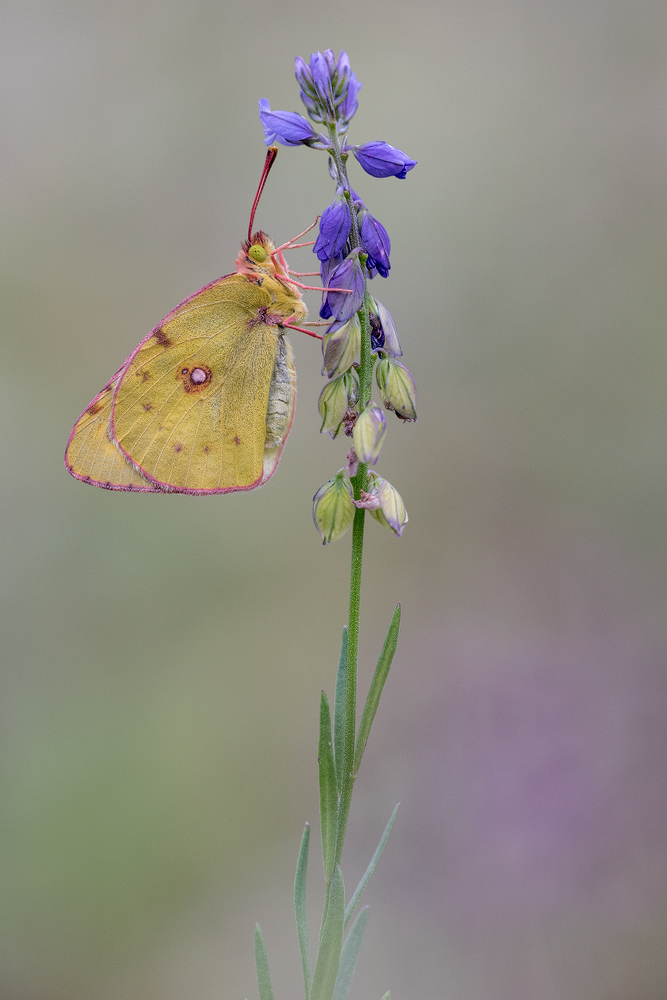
[65,149,317,495]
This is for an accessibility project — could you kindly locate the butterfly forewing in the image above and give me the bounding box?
[111,274,283,493]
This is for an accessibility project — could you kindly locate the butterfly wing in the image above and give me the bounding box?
[65,370,164,491]
[111,273,289,494]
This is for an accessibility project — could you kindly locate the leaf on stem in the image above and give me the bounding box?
[295,823,312,999]
[319,691,338,883]
[380,993,391,1000]
[344,803,399,927]
[332,906,369,1000]
[354,604,401,776]
[311,865,345,1000]
[254,923,276,1000]
[333,628,348,793]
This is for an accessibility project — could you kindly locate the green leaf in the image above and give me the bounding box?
[294,823,312,1000]
[311,865,345,1000]
[344,803,399,927]
[254,923,275,1000]
[354,604,401,776]
[332,906,369,1000]
[380,993,391,999]
[319,691,338,883]
[333,627,348,793]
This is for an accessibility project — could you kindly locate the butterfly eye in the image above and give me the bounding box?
[248,244,267,263]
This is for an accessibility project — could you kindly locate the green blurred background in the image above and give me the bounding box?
[3,1,667,997]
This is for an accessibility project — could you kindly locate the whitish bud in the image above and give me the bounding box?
[318,369,359,436]
[322,314,361,378]
[312,472,355,544]
[375,354,417,421]
[352,404,386,465]
[366,471,408,536]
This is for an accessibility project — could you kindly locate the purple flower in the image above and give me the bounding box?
[370,298,402,356]
[334,51,351,95]
[320,249,366,323]
[299,89,325,123]
[309,50,332,104]
[313,194,352,261]
[294,56,316,98]
[351,141,417,179]
[336,72,361,129]
[258,99,319,146]
[359,208,391,277]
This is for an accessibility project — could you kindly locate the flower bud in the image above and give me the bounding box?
[318,369,359,436]
[369,298,402,357]
[366,471,408,536]
[313,193,352,262]
[320,248,366,323]
[353,403,386,465]
[375,354,417,421]
[351,141,417,179]
[312,472,355,544]
[358,208,391,278]
[322,314,361,378]
[258,100,320,147]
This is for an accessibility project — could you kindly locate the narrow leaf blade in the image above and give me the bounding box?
[311,865,345,1000]
[354,604,401,775]
[319,691,338,883]
[254,923,275,1000]
[333,627,348,793]
[332,906,369,1000]
[344,803,400,927]
[294,823,312,999]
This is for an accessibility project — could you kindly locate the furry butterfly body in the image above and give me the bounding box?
[66,232,306,494]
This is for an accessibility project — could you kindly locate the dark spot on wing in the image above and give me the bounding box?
[87,401,104,415]
[177,365,212,393]
[233,435,241,446]
[152,327,172,347]
[140,371,151,383]
[203,445,211,454]
[142,402,152,411]
[173,443,184,453]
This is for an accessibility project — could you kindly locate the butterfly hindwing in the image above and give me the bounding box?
[65,373,164,492]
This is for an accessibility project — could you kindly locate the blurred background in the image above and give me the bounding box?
[2,0,667,997]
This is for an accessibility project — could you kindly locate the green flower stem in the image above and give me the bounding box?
[322,115,377,871]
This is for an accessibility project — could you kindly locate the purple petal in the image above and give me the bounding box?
[320,249,366,323]
[359,209,391,276]
[258,99,317,146]
[313,197,352,261]
[352,141,417,179]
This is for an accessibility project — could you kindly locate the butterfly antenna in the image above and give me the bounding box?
[248,146,278,242]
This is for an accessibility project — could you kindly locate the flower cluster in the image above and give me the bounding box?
[259,50,417,544]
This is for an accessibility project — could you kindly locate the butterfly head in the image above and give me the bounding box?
[236,231,286,279]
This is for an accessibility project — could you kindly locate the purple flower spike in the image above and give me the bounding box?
[258,99,319,146]
[359,208,391,277]
[320,249,366,323]
[352,141,417,179]
[313,194,352,262]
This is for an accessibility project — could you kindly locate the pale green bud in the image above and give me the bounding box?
[366,471,408,536]
[312,472,355,544]
[352,403,386,465]
[375,354,417,421]
[318,369,359,436]
[322,314,361,378]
